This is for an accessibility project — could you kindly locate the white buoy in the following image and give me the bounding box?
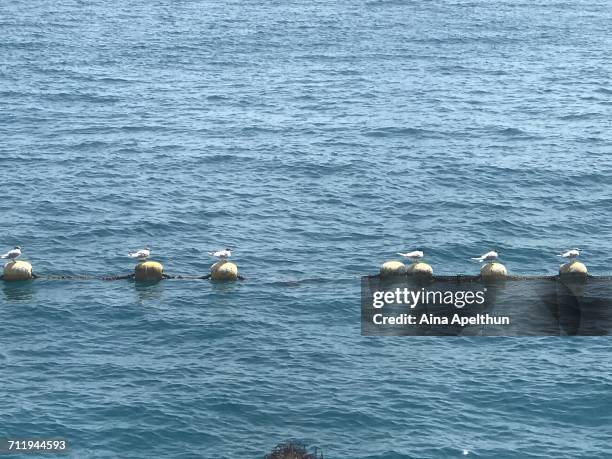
[407,262,433,276]
[379,260,407,277]
[480,262,507,280]
[559,260,587,278]
[3,261,33,281]
[210,261,239,281]
[134,261,164,281]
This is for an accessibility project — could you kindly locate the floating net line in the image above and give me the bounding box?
[367,273,608,281]
[2,272,610,282]
[0,273,246,281]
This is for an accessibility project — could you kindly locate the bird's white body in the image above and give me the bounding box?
[558,248,580,259]
[471,250,498,263]
[209,249,231,259]
[397,250,424,262]
[128,248,151,260]
[1,247,21,261]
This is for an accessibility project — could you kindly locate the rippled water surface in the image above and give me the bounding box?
[1,0,612,457]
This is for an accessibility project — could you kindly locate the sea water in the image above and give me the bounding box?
[1,0,611,457]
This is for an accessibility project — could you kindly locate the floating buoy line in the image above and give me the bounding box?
[0,260,245,282]
[0,246,596,283]
[377,258,592,281]
[0,257,597,283]
[383,249,592,281]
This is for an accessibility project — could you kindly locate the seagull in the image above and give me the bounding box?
[1,246,21,262]
[558,248,580,260]
[128,247,151,261]
[471,250,498,263]
[209,248,231,260]
[397,250,424,262]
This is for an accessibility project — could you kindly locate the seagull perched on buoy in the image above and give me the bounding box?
[558,248,580,260]
[471,250,498,263]
[1,246,21,262]
[128,247,151,261]
[397,250,424,262]
[209,248,231,260]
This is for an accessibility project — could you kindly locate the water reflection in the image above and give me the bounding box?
[133,279,163,302]
[2,280,34,302]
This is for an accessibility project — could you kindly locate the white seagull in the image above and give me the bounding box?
[471,250,498,263]
[128,247,151,261]
[209,248,231,260]
[1,246,21,262]
[397,250,424,262]
[558,248,580,260]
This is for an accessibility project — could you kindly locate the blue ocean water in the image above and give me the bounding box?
[1,0,612,457]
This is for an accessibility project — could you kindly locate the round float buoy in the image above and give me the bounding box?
[559,261,587,278]
[480,262,507,280]
[134,261,164,282]
[379,260,407,277]
[407,262,433,276]
[210,261,239,281]
[3,261,33,281]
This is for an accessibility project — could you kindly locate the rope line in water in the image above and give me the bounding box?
[1,272,603,282]
[369,274,599,281]
[0,273,247,281]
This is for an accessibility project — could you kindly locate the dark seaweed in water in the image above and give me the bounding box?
[264,441,323,459]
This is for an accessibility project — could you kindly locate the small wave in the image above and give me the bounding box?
[206,94,229,101]
[42,92,121,104]
[483,126,543,140]
[499,127,527,136]
[97,77,139,84]
[362,127,439,138]
[558,112,599,120]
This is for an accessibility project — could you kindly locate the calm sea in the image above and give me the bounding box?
[1,0,611,457]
